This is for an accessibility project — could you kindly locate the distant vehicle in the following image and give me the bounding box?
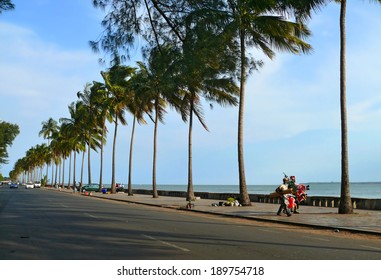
[34,181,41,188]
[81,184,100,192]
[25,182,34,189]
[101,184,125,193]
[10,182,18,189]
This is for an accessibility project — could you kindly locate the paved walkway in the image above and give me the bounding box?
[57,188,381,236]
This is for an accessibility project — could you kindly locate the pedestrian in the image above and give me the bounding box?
[288,175,300,213]
[276,177,292,217]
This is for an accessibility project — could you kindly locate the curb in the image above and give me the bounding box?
[85,192,381,237]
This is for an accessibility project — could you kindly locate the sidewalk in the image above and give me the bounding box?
[59,188,381,236]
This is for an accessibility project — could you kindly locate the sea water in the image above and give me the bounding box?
[129,182,381,199]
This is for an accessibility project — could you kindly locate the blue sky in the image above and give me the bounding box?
[1,0,380,186]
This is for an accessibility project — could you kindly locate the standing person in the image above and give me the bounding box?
[276,177,292,217]
[288,176,300,214]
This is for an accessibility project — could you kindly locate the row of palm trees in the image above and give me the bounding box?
[8,1,380,214]
[90,0,322,206]
[10,42,240,199]
[89,0,358,212]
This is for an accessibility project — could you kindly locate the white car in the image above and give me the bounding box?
[25,182,34,189]
[34,181,41,188]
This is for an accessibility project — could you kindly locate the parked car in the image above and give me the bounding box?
[81,183,100,192]
[34,181,41,188]
[25,182,34,189]
[10,182,18,189]
[101,183,125,193]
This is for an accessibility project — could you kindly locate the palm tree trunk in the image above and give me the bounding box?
[45,139,50,183]
[68,152,72,189]
[61,158,65,188]
[99,121,106,191]
[338,0,353,214]
[80,150,85,191]
[187,96,195,202]
[45,163,48,184]
[238,28,251,206]
[51,161,54,186]
[73,151,77,190]
[54,162,58,186]
[111,117,118,194]
[152,100,159,198]
[58,162,61,187]
[87,136,91,185]
[128,115,136,196]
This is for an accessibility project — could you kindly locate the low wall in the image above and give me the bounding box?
[254,194,381,210]
[132,189,381,211]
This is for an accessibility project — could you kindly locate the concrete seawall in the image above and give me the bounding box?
[132,189,381,211]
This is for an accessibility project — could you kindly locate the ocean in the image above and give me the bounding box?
[128,182,381,199]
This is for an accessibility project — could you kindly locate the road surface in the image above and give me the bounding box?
[0,187,380,260]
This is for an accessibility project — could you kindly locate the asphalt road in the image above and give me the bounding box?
[1,187,380,260]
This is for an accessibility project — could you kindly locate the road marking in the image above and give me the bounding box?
[301,236,330,242]
[360,245,381,251]
[60,204,68,208]
[257,228,278,234]
[84,213,98,219]
[142,234,190,252]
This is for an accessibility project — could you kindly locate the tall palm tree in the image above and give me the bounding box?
[217,1,314,205]
[51,124,72,188]
[77,83,100,185]
[172,20,239,201]
[88,81,111,191]
[337,0,352,214]
[132,46,179,198]
[298,0,381,213]
[125,81,150,196]
[100,65,136,193]
[335,0,381,213]
[39,118,58,185]
[60,101,88,189]
[49,129,63,186]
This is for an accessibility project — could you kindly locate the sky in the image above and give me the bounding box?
[1,0,381,186]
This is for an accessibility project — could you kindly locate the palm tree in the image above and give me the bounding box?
[132,46,179,198]
[170,20,240,201]
[297,0,381,213]
[60,101,89,190]
[49,129,63,186]
[124,80,150,196]
[50,124,72,188]
[39,118,58,185]
[215,1,315,205]
[88,81,111,191]
[334,0,380,214]
[337,0,352,214]
[77,83,102,185]
[100,65,136,193]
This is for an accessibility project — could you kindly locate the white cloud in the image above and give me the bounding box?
[0,21,104,174]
